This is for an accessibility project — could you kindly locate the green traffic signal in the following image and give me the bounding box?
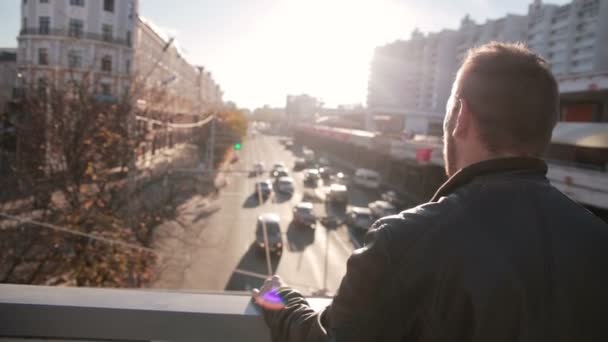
[234,143,242,150]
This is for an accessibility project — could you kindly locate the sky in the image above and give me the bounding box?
[0,0,570,109]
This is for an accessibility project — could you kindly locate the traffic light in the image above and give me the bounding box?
[234,143,242,151]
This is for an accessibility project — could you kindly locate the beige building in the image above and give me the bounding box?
[134,17,222,121]
[15,0,222,122]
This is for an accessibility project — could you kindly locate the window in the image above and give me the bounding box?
[70,0,84,6]
[68,18,83,38]
[40,0,48,3]
[38,48,48,65]
[100,83,111,96]
[39,16,50,34]
[23,0,27,4]
[22,17,27,29]
[37,77,47,97]
[103,0,114,12]
[128,1,135,19]
[125,59,131,74]
[101,55,112,72]
[126,30,132,46]
[68,50,82,68]
[102,24,113,42]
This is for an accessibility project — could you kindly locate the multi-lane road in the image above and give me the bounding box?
[153,133,382,295]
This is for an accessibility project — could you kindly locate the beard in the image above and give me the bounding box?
[444,133,457,177]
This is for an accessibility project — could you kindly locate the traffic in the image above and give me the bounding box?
[248,134,412,256]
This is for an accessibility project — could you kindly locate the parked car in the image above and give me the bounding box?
[319,166,336,180]
[346,207,375,231]
[252,162,265,175]
[303,169,320,186]
[276,176,295,194]
[369,200,398,219]
[293,202,316,228]
[255,214,283,255]
[254,180,273,199]
[327,183,348,205]
[353,168,381,189]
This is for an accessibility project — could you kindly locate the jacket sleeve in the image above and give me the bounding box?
[259,226,392,342]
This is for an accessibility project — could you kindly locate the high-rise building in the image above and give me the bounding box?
[367,0,606,136]
[527,0,608,75]
[285,94,320,126]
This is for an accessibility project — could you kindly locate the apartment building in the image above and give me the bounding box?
[527,0,608,75]
[367,0,606,136]
[134,17,222,119]
[15,0,222,119]
[17,0,136,97]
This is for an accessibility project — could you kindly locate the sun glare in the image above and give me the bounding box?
[248,0,405,106]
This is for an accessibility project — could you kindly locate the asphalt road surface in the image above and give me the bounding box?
[158,133,382,295]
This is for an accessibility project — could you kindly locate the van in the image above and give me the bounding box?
[353,168,381,189]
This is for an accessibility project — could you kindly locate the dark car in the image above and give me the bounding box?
[293,202,316,228]
[318,166,336,180]
[254,180,273,199]
[327,183,348,206]
[256,214,283,255]
[272,167,290,179]
[303,169,320,187]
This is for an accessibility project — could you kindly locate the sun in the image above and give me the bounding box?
[251,0,405,106]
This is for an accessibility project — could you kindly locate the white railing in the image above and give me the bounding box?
[0,284,331,342]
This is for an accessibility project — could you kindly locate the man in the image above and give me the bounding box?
[252,42,608,341]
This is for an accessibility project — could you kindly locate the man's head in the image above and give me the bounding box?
[443,42,559,176]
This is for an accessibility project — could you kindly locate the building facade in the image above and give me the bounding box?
[15,0,222,120]
[17,0,137,98]
[367,0,605,136]
[0,49,17,114]
[527,0,608,76]
[285,94,321,126]
[134,17,222,120]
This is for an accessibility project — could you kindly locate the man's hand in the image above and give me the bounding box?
[252,275,286,311]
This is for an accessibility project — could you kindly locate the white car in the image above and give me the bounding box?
[276,176,295,194]
[293,202,316,227]
[346,207,375,231]
[353,168,381,189]
[272,162,286,172]
[369,200,398,219]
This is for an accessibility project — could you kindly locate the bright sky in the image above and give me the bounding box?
[0,0,570,109]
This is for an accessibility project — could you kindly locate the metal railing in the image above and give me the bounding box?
[19,27,132,47]
[0,284,331,342]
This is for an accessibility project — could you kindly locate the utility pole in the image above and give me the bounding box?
[206,114,216,174]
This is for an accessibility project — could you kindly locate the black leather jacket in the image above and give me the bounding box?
[258,157,608,341]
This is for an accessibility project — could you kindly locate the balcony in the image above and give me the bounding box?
[0,284,331,342]
[19,28,131,47]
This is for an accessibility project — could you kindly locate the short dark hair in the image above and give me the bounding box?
[454,42,559,156]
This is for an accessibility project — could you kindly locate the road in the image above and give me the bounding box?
[152,134,382,295]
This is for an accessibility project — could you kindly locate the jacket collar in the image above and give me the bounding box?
[430,157,548,202]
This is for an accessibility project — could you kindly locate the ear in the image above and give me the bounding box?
[453,99,472,139]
